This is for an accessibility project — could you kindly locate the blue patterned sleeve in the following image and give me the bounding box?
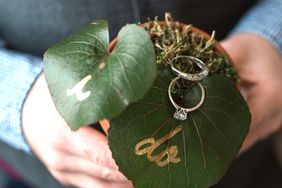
[231,0,282,53]
[0,41,43,153]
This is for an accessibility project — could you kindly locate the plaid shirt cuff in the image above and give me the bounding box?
[0,48,43,153]
[231,0,282,54]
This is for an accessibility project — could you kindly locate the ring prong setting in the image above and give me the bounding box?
[174,108,188,120]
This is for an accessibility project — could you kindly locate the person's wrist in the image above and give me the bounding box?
[21,73,48,152]
[21,73,44,153]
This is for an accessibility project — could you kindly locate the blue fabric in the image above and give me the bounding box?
[0,0,281,154]
[232,0,282,53]
[0,48,42,153]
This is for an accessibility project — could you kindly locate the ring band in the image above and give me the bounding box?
[168,76,205,120]
[170,56,209,81]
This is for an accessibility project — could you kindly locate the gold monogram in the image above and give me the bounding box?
[135,126,182,167]
[67,75,92,101]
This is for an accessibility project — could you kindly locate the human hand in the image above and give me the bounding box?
[221,33,282,153]
[22,74,133,188]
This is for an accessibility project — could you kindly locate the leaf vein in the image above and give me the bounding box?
[181,125,190,186]
[83,32,108,50]
[191,115,207,169]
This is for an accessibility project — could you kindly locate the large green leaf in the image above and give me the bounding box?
[108,67,250,188]
[44,21,156,130]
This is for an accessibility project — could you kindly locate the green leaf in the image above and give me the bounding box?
[44,21,156,130]
[108,68,250,188]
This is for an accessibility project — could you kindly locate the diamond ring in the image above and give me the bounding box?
[168,76,205,120]
[170,56,209,81]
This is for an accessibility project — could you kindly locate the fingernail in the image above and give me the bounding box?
[102,169,128,181]
[103,169,111,178]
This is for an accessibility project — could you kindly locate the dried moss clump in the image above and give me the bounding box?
[143,13,236,78]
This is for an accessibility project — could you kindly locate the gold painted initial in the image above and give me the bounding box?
[135,126,182,167]
[67,75,92,101]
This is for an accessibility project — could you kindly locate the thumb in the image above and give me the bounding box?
[67,126,119,170]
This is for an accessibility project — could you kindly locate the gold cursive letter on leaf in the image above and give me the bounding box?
[135,126,182,167]
[67,75,92,101]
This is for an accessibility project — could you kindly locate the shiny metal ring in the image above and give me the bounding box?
[168,76,205,120]
[170,56,209,81]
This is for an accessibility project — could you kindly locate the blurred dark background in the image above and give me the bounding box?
[0,1,281,187]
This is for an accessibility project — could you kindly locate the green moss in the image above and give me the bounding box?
[144,13,236,79]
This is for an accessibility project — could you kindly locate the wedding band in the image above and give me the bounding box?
[168,76,205,120]
[170,56,209,81]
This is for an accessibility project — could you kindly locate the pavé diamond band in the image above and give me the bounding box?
[170,56,209,81]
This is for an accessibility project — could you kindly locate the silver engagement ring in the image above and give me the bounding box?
[168,76,205,120]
